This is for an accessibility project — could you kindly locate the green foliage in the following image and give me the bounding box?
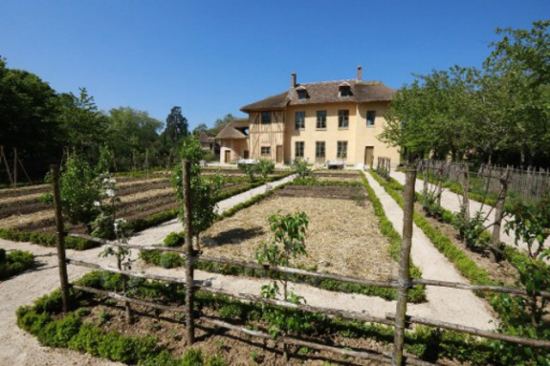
[57,154,101,231]
[0,228,97,250]
[292,159,313,178]
[163,232,185,247]
[453,209,489,252]
[174,136,224,240]
[181,348,203,366]
[257,159,275,180]
[159,253,184,269]
[0,249,35,279]
[21,270,541,365]
[238,162,258,182]
[381,20,550,166]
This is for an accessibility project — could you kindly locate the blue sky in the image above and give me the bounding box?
[1,1,548,129]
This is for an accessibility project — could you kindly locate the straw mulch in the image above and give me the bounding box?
[200,195,397,280]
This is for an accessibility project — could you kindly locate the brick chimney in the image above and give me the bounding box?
[357,65,363,80]
[291,72,297,88]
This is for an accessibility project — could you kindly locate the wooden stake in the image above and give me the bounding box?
[461,163,470,221]
[13,147,17,188]
[51,164,70,313]
[182,159,195,344]
[1,146,13,185]
[392,165,416,366]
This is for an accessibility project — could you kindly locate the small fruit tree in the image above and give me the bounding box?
[256,211,312,343]
[173,136,223,251]
[43,155,100,233]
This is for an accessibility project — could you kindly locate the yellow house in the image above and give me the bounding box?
[217,66,400,168]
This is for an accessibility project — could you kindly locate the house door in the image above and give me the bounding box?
[364,147,374,168]
[224,150,231,163]
[276,145,283,163]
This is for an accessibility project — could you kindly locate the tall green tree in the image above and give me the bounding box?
[162,106,188,145]
[58,88,108,162]
[483,19,550,165]
[106,107,162,170]
[0,58,63,178]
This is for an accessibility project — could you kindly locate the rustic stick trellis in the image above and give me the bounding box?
[49,162,550,366]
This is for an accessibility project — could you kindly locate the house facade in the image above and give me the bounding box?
[216,66,400,168]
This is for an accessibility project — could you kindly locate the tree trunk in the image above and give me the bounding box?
[392,166,416,366]
[182,160,195,345]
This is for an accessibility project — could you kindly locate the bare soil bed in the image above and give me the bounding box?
[200,186,397,280]
[415,202,519,285]
[83,301,386,365]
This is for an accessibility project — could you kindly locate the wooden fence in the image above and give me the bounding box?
[376,157,392,179]
[49,163,550,366]
[419,159,550,202]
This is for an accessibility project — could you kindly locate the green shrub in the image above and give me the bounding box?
[163,232,184,247]
[257,159,275,181]
[205,354,227,366]
[159,252,184,269]
[38,312,82,347]
[0,249,35,279]
[181,348,203,366]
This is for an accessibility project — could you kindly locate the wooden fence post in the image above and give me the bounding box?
[1,145,13,186]
[13,147,17,188]
[182,159,195,344]
[392,165,417,366]
[51,164,70,313]
[461,163,470,220]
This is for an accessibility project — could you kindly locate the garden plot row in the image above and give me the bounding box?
[0,173,290,235]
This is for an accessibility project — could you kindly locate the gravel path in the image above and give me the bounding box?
[0,172,496,365]
[390,170,550,255]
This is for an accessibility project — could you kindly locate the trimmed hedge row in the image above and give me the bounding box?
[0,248,35,279]
[0,228,98,250]
[17,270,512,365]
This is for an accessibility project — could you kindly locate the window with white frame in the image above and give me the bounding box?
[261,146,271,156]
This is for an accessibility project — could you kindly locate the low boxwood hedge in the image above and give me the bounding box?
[17,270,528,365]
[0,248,35,279]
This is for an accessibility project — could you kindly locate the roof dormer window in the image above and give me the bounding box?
[339,82,352,97]
[296,85,308,99]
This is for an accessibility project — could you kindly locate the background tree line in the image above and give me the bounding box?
[381,20,549,168]
[0,57,236,184]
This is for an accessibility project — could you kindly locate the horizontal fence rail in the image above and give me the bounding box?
[66,256,550,349]
[70,233,550,299]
